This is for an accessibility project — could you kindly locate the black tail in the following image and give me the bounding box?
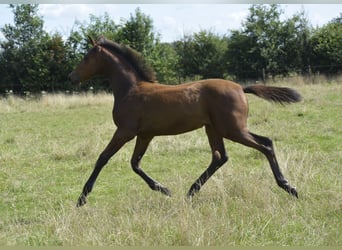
[243,85,302,104]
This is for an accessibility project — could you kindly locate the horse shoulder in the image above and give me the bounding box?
[112,88,142,130]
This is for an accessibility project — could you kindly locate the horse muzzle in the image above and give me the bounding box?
[69,71,81,86]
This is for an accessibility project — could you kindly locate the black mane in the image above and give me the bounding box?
[96,37,157,83]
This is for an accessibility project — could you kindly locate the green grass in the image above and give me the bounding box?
[0,83,341,246]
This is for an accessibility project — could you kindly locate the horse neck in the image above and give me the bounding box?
[108,73,137,101]
[103,51,140,101]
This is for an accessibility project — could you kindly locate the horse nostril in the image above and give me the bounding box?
[69,72,80,84]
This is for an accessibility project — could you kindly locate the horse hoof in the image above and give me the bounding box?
[161,187,172,197]
[76,194,87,207]
[186,189,197,200]
[289,187,298,198]
[186,193,194,202]
[155,185,171,197]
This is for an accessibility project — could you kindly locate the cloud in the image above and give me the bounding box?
[38,4,121,35]
[158,15,184,41]
[1,4,340,43]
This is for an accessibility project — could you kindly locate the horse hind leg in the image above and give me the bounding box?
[187,125,228,198]
[230,130,298,198]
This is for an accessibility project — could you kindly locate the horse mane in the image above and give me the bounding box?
[96,37,157,83]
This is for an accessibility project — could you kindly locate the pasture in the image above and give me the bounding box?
[0,82,341,246]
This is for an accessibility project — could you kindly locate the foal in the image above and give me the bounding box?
[69,37,301,207]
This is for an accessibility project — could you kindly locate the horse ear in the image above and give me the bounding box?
[88,35,96,46]
[97,35,106,44]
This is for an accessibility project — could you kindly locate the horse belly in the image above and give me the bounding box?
[139,105,207,136]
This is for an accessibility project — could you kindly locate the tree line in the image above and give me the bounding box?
[0,4,341,94]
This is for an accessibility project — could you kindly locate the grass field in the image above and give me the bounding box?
[0,82,341,246]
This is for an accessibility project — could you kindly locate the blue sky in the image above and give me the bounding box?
[0,4,341,42]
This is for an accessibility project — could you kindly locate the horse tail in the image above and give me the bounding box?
[243,85,302,104]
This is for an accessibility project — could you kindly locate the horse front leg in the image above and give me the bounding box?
[77,129,135,207]
[131,135,171,196]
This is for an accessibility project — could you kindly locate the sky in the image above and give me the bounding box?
[0,4,341,42]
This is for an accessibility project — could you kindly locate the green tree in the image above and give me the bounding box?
[117,8,180,84]
[66,8,169,88]
[292,10,312,75]
[66,13,119,91]
[149,42,179,84]
[273,10,313,76]
[225,30,260,81]
[43,33,72,91]
[310,16,342,74]
[243,4,284,79]
[226,4,284,81]
[0,4,75,93]
[226,4,315,81]
[173,34,196,80]
[192,31,228,79]
[69,12,118,53]
[0,4,47,93]
[117,8,159,56]
[174,31,227,80]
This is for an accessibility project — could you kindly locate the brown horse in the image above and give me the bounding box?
[69,36,301,207]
